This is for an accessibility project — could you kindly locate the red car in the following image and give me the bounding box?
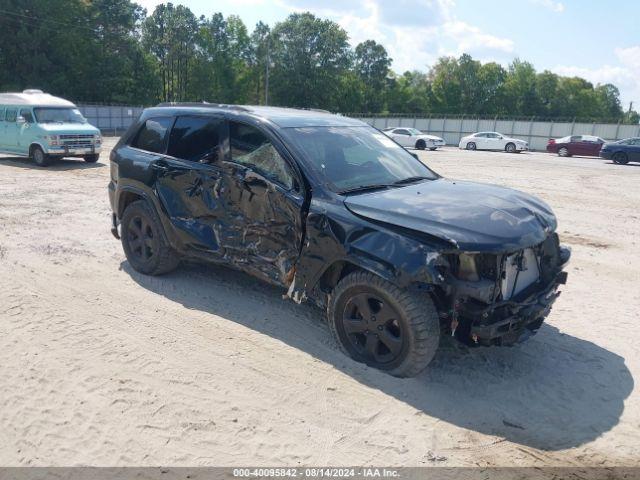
[546,135,605,157]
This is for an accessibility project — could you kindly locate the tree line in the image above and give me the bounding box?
[0,0,638,123]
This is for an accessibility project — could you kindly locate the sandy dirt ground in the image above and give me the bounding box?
[1,138,639,467]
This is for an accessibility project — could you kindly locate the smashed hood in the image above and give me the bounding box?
[344,179,557,253]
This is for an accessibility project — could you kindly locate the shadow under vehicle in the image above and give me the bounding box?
[109,104,570,377]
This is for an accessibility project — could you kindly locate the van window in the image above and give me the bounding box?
[130,117,174,154]
[20,109,34,123]
[167,116,222,163]
[0,108,5,121]
[5,109,17,122]
[229,121,294,189]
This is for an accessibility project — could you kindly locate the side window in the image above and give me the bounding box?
[168,116,222,163]
[5,109,17,122]
[20,109,34,123]
[130,117,173,153]
[475,133,486,138]
[570,136,581,143]
[395,129,410,135]
[229,121,294,189]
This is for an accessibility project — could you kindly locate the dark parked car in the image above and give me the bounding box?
[546,135,605,157]
[108,104,570,377]
[599,137,640,164]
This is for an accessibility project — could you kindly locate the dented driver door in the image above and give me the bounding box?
[217,120,306,286]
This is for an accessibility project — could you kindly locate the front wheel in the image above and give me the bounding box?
[466,142,476,151]
[84,154,100,163]
[30,145,50,167]
[121,200,180,275]
[613,152,629,165]
[327,271,440,377]
[415,139,426,150]
[505,142,516,153]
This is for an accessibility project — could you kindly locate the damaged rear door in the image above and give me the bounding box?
[153,114,226,254]
[217,120,306,285]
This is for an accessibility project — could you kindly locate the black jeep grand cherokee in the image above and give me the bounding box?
[108,104,570,377]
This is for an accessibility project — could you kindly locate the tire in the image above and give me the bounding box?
[121,200,179,275]
[84,154,100,163]
[505,142,516,153]
[415,139,426,150]
[558,147,569,157]
[327,271,440,377]
[613,152,629,165]
[429,147,437,151]
[30,145,50,167]
[466,142,476,151]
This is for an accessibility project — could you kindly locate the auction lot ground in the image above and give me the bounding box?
[1,139,639,467]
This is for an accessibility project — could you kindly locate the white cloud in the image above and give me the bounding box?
[280,0,514,72]
[530,0,564,13]
[553,46,640,106]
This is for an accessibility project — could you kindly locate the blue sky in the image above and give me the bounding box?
[137,0,640,107]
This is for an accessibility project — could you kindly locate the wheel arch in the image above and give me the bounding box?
[29,142,48,155]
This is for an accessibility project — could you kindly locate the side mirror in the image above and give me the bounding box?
[16,116,26,124]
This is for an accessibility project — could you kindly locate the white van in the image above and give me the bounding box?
[0,89,102,166]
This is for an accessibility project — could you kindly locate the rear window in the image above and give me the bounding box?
[167,116,222,163]
[131,117,174,153]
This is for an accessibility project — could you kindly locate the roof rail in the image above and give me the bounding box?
[155,102,250,112]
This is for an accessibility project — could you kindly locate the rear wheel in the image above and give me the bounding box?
[505,142,516,153]
[121,200,179,275]
[328,271,440,377]
[466,142,476,151]
[415,139,426,150]
[558,147,570,157]
[30,145,50,167]
[613,152,629,165]
[84,154,100,163]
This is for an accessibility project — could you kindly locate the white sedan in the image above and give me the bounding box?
[458,132,528,153]
[383,127,446,150]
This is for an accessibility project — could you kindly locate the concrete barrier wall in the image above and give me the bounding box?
[78,104,640,148]
[77,104,145,135]
[356,115,640,150]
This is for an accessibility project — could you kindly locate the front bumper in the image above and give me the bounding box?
[460,244,571,345]
[47,145,101,156]
[516,144,529,151]
[469,270,567,345]
[599,150,613,159]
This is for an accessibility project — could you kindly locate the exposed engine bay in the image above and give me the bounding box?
[437,233,570,345]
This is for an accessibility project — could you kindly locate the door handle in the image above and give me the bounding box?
[151,163,169,174]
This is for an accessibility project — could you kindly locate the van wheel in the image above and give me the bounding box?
[31,145,50,167]
[328,271,440,377]
[84,154,100,163]
[121,200,179,275]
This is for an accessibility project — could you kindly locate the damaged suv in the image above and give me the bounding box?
[108,104,570,377]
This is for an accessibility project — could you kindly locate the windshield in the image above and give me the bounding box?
[34,108,86,124]
[283,126,438,192]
